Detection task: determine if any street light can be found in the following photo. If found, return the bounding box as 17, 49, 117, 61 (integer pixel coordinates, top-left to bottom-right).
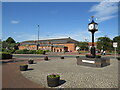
88, 16, 98, 56
37, 25, 39, 50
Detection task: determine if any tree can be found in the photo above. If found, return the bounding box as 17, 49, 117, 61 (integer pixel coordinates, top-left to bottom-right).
97, 37, 113, 52
2, 41, 8, 48
2, 37, 17, 50
113, 35, 120, 53
6, 37, 16, 44
78, 42, 89, 51
0, 39, 1, 45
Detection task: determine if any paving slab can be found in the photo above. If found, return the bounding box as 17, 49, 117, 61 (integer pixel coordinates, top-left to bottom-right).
21, 58, 118, 88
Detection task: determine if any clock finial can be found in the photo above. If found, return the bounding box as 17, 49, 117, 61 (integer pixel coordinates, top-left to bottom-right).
91, 16, 94, 20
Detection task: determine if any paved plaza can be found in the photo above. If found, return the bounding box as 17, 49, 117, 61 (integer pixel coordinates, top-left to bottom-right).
21, 58, 118, 88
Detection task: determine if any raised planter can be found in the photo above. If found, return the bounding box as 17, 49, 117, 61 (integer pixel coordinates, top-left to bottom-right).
20, 64, 28, 71
86, 54, 95, 58
44, 56, 48, 61
47, 74, 60, 87
77, 57, 110, 67
95, 55, 101, 58
117, 57, 120, 61
43, 51, 46, 55
86, 54, 101, 58
1, 52, 13, 59
28, 60, 34, 64
60, 56, 64, 59
76, 56, 79, 58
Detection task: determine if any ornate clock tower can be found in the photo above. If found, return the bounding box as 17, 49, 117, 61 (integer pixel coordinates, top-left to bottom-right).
88, 16, 98, 56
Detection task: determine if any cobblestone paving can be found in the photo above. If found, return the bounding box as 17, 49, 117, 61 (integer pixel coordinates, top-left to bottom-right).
21, 58, 118, 88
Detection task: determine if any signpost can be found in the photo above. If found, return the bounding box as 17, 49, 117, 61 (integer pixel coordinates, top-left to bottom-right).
113, 42, 117, 59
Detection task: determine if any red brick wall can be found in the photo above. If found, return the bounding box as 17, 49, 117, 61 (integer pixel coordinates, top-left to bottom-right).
19, 43, 76, 52
53, 43, 76, 52
19, 45, 37, 50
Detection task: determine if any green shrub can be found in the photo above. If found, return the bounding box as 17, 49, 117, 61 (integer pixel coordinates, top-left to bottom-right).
22, 49, 29, 54
47, 74, 60, 78
46, 50, 50, 52
14, 49, 30, 54
14, 49, 47, 54
2, 48, 9, 52
14, 50, 23, 54
29, 50, 36, 54
36, 50, 44, 54
95, 55, 101, 58
0, 52, 13, 59
1, 48, 15, 54
8, 50, 15, 54
20, 64, 28, 66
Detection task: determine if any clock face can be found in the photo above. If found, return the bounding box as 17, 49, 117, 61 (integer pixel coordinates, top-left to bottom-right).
95, 24, 98, 29
88, 24, 94, 30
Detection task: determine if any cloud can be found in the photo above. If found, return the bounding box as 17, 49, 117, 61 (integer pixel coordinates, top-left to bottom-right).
11, 20, 19, 24
89, 0, 118, 22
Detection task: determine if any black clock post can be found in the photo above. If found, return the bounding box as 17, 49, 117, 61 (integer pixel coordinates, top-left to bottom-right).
88, 16, 98, 56
76, 16, 110, 67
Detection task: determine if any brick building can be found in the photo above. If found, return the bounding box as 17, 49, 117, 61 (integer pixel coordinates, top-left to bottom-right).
19, 37, 79, 52
88, 42, 97, 49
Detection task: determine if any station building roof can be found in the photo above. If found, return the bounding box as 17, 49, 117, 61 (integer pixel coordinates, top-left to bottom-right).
20, 37, 79, 46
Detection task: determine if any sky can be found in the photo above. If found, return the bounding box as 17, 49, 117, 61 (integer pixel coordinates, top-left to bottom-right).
2, 1, 118, 42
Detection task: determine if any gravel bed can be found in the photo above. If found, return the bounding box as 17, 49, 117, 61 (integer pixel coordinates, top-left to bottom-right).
21, 58, 118, 88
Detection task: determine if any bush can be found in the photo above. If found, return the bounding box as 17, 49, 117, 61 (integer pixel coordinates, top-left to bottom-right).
47, 74, 60, 78
2, 48, 7, 52
36, 50, 44, 54
8, 50, 15, 54
86, 54, 101, 58
14, 49, 47, 54
86, 54, 95, 58
14, 49, 31, 54
96, 55, 101, 58
22, 49, 29, 54
14, 50, 23, 54
0, 52, 13, 59
1, 48, 15, 54
29, 50, 36, 54
46, 50, 50, 52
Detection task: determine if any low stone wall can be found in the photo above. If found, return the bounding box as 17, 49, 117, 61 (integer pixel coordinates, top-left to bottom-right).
76, 57, 110, 67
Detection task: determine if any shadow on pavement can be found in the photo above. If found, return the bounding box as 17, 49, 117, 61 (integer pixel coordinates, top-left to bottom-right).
27, 68, 34, 71
59, 80, 66, 86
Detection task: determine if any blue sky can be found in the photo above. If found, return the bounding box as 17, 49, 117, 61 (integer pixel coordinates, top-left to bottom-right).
2, 1, 118, 42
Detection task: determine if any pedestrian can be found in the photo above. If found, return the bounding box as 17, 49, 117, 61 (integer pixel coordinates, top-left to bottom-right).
77, 49, 81, 54
43, 50, 46, 55
101, 50, 103, 55
103, 51, 106, 55
64, 50, 65, 54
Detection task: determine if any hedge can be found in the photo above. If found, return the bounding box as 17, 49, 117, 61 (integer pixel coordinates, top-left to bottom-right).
14, 49, 47, 54
0, 52, 13, 59
2, 48, 15, 54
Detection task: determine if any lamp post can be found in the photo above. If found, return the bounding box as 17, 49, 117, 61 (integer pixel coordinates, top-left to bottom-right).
37, 25, 39, 50
88, 16, 98, 56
